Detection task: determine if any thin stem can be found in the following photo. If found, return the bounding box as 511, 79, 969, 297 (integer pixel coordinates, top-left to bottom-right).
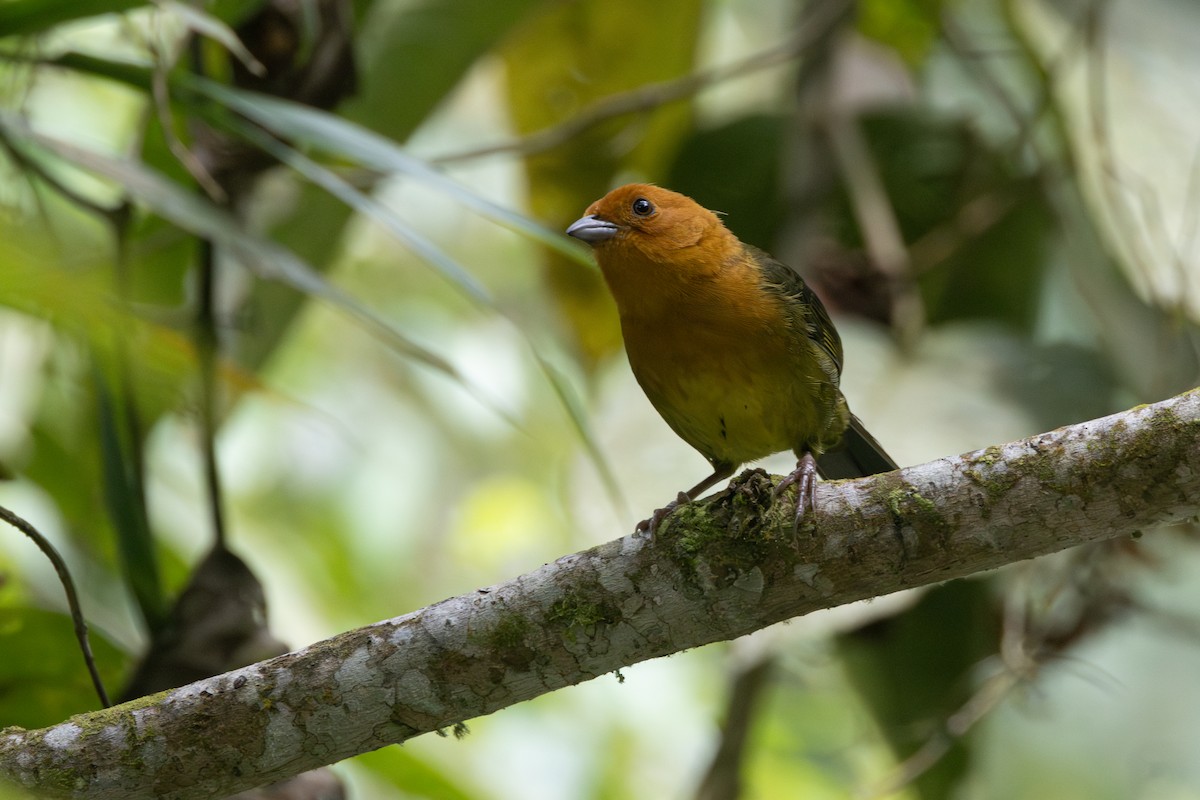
0, 505, 110, 708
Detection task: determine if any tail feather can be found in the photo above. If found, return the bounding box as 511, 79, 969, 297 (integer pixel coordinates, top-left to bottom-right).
816, 416, 897, 480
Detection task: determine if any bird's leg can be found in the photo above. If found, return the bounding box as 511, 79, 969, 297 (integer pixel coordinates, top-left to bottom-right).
636, 491, 691, 537
637, 461, 736, 537
774, 452, 818, 530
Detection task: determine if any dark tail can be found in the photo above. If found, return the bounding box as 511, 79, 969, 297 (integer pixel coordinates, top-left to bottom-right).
817, 415, 898, 479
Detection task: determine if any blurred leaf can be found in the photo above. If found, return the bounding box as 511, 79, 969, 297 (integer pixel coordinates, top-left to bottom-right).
0, 247, 235, 627
41, 51, 155, 90
838, 581, 1000, 800
0, 259, 262, 415
533, 352, 626, 518
0, 607, 126, 729
24, 409, 116, 565
211, 118, 624, 508
2, 115, 468, 382
501, 0, 704, 364
0, 0, 147, 38
858, 0, 944, 65
39, 45, 588, 373
667, 114, 788, 252
123, 213, 195, 307
917, 181, 1050, 330
226, 181, 346, 370
1035, 161, 1200, 401
344, 0, 545, 140
191, 78, 591, 267
1019, 0, 1200, 325
353, 746, 479, 800
94, 366, 165, 631
163, 1, 265, 77
223, 114, 494, 304
1004, 341, 1120, 429
828, 110, 1052, 331
206, 0, 270, 28
232, 0, 543, 369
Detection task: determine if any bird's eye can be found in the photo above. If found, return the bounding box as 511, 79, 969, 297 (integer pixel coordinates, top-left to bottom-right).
632, 198, 655, 217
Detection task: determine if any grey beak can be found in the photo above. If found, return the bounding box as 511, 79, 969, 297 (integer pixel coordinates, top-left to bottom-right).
566, 214, 619, 244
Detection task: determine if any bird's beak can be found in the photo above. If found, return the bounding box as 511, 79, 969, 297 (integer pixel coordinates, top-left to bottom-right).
566, 214, 619, 244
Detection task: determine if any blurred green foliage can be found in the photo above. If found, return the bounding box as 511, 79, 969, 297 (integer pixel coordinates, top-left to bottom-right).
1, 0, 1199, 798
0, 607, 124, 728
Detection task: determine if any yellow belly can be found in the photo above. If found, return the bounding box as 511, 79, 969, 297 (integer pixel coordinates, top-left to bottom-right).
623, 317, 839, 466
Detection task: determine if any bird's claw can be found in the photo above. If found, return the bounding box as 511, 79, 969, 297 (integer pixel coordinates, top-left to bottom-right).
774, 454, 818, 532
635, 491, 691, 538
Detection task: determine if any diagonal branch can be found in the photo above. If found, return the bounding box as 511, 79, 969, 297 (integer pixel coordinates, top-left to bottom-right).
3, 389, 1199, 800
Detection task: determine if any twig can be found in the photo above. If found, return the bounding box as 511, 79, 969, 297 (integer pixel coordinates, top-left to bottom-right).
825, 112, 926, 347
430, 0, 852, 165
868, 534, 1147, 797
906, 191, 1018, 274
0, 132, 124, 226
0, 505, 110, 708
194, 238, 230, 550
940, 10, 1041, 165
187, 37, 231, 552
999, 0, 1082, 179
147, 35, 226, 202
864, 666, 1022, 799
865, 577, 1038, 798
694, 655, 776, 800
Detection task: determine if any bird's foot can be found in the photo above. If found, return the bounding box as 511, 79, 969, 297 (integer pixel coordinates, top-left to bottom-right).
635, 491, 691, 538
774, 453, 818, 532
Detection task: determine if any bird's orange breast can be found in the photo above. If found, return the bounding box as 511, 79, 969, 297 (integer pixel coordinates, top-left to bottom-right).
615, 259, 832, 466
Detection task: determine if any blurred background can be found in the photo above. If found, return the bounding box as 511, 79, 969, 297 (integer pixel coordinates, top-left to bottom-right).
1, 0, 1200, 797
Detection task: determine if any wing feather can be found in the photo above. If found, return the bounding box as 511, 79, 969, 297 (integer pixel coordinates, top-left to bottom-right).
747, 245, 843, 381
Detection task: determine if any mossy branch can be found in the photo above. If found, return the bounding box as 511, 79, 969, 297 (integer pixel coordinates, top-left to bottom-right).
3, 390, 1199, 800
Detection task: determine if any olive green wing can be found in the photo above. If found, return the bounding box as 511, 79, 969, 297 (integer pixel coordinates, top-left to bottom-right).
749, 246, 898, 477
748, 245, 844, 381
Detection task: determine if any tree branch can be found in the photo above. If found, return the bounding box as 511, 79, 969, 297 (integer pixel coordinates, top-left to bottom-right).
4, 390, 1199, 799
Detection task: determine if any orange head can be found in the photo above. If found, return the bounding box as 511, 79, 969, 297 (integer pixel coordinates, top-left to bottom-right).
566, 184, 741, 314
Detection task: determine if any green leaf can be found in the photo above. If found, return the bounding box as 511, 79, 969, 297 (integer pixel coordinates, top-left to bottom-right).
838, 581, 999, 799
216, 119, 622, 493
344, 0, 545, 140
94, 365, 166, 632
353, 745, 479, 800
666, 114, 788, 252
532, 352, 627, 519
858, 0, 944, 66
221, 114, 494, 304
191, 79, 592, 267
0, 607, 126, 729
0, 112, 465, 381
828, 110, 1053, 331
160, 1, 264, 76
0, 0, 148, 38
37, 51, 155, 90
48, 49, 590, 267
204, 0, 269, 29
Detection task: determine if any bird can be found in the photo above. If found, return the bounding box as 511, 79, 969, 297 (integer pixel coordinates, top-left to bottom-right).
566, 183, 896, 535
